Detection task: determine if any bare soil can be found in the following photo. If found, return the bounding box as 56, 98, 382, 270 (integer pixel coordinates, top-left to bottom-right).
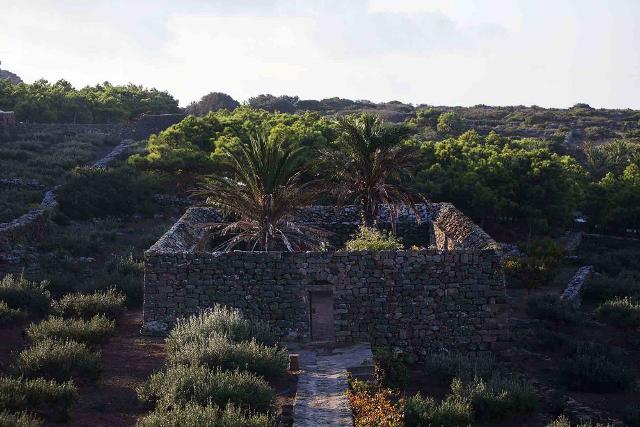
62, 310, 166, 427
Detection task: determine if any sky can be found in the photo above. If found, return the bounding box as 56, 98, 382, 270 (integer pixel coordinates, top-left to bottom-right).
1, 0, 639, 108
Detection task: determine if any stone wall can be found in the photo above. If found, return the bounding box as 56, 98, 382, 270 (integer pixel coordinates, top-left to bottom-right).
0, 139, 134, 249
142, 203, 508, 357
13, 122, 126, 138
132, 114, 186, 140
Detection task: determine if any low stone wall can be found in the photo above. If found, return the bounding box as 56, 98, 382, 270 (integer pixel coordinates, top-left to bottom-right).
560, 266, 594, 307
0, 139, 134, 248
142, 203, 508, 358
13, 122, 126, 138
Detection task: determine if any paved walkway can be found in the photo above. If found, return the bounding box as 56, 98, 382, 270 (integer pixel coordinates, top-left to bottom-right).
293, 342, 373, 427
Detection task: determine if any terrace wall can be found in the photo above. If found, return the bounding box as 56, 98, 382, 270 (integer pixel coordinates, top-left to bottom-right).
142, 204, 507, 357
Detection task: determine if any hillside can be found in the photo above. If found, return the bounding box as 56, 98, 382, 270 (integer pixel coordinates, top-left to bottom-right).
0, 68, 22, 85
190, 93, 640, 146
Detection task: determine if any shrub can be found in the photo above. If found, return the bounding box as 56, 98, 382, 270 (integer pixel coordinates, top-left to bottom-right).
424, 351, 495, 385
404, 389, 472, 427
0, 411, 43, 427
167, 333, 287, 379
583, 273, 640, 303
167, 306, 275, 351
0, 376, 77, 416
0, 302, 25, 327
559, 342, 635, 392
136, 403, 275, 427
523, 328, 578, 354
526, 295, 581, 325
51, 289, 125, 319
17, 339, 100, 381
98, 254, 144, 307
547, 415, 571, 427
0, 275, 50, 316
344, 226, 403, 251
596, 297, 640, 328
26, 315, 115, 346
348, 381, 404, 427
465, 377, 537, 422
520, 238, 565, 266
137, 365, 273, 414
623, 404, 640, 427
57, 166, 159, 220
504, 256, 556, 290
374, 349, 408, 390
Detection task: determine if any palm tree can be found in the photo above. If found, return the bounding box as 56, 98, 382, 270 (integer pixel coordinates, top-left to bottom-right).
195, 131, 326, 251
321, 113, 419, 227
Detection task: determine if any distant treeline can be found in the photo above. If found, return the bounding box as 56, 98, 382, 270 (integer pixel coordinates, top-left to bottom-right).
0, 79, 179, 123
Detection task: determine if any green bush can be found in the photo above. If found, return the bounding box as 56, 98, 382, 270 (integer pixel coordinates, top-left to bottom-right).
167, 334, 287, 379
404, 388, 472, 427
137, 365, 273, 414
0, 302, 25, 327
526, 295, 581, 325
559, 342, 635, 392
466, 377, 537, 422
0, 376, 77, 417
344, 226, 403, 251
51, 289, 125, 319
0, 275, 50, 316
523, 328, 578, 354
583, 272, 640, 303
623, 404, 640, 427
405, 377, 536, 426
167, 306, 275, 352
26, 315, 115, 346
98, 254, 144, 307
0, 411, 43, 427
504, 256, 556, 290
424, 351, 495, 385
373, 349, 408, 390
596, 297, 640, 328
57, 166, 159, 220
17, 339, 100, 381
520, 238, 565, 266
136, 403, 275, 427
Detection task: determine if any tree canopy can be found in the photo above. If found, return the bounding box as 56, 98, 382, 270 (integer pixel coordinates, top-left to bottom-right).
0, 79, 179, 123
414, 130, 585, 233
128, 107, 335, 187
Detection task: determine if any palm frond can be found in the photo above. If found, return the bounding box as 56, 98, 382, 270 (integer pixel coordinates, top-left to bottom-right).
195, 131, 327, 251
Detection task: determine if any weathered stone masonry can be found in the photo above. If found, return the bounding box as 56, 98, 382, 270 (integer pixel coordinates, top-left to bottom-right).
142, 203, 508, 358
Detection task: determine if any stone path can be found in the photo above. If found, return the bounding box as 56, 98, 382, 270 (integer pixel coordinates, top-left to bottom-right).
293, 342, 373, 427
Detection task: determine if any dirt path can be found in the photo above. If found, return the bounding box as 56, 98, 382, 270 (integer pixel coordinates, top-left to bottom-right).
65, 310, 165, 427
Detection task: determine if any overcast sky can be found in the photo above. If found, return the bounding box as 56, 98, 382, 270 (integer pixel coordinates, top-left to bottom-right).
1, 0, 639, 108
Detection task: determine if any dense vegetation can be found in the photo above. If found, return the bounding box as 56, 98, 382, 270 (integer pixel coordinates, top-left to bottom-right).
130, 106, 638, 236
137, 307, 282, 425
1, 79, 639, 424
0, 79, 178, 123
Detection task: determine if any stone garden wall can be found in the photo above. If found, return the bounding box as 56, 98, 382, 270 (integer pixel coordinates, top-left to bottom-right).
142, 203, 508, 358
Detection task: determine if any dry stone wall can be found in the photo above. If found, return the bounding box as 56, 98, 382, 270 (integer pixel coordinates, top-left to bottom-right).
143, 203, 508, 358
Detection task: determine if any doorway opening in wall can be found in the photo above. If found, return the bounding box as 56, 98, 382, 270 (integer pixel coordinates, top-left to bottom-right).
309, 290, 335, 342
